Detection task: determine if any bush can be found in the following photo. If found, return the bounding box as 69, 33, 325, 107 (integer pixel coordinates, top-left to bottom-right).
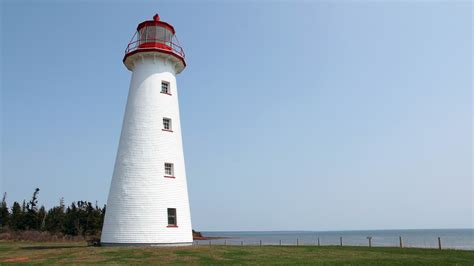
0, 229, 85, 242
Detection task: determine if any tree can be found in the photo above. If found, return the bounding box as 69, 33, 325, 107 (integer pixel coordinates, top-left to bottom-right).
84, 202, 103, 236
10, 202, 25, 230
28, 188, 40, 212
38, 206, 47, 231
102, 205, 106, 220
62, 202, 79, 236
59, 197, 64, 209
45, 199, 65, 233
4, 190, 105, 237
60, 201, 105, 237
24, 188, 40, 230
0, 192, 9, 228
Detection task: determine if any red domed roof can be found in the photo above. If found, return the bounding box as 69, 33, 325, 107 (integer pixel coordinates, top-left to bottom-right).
136, 13, 176, 34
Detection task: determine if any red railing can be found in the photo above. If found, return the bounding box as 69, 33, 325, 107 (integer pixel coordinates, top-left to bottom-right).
125, 38, 185, 59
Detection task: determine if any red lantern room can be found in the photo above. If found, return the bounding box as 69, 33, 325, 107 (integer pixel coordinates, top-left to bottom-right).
123, 14, 186, 73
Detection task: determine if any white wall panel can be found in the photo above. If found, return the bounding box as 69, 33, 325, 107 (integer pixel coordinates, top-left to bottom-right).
101, 56, 192, 245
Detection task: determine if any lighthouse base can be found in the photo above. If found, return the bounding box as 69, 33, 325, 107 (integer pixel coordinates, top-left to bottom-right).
100, 242, 193, 247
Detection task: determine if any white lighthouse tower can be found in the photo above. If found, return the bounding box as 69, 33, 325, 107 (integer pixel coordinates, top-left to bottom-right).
101, 14, 192, 246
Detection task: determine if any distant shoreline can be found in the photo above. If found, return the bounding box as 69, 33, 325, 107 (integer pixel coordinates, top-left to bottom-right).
193, 236, 230, 240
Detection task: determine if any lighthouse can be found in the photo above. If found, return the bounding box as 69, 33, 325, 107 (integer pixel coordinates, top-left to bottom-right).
101, 14, 192, 246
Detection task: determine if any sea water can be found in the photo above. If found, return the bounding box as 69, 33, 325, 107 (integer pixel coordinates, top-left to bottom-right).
196, 229, 474, 250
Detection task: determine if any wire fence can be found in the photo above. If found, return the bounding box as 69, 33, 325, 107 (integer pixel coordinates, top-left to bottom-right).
193, 236, 472, 250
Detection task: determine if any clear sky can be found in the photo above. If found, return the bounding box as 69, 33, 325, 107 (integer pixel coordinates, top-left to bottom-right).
1, 1, 472, 231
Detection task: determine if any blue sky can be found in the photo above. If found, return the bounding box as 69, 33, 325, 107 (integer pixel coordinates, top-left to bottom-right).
1, 1, 472, 231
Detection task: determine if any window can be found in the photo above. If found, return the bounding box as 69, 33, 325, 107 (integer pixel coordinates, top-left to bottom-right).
164, 163, 174, 176
146, 26, 158, 42
167, 208, 177, 226
161, 81, 170, 94
163, 118, 172, 131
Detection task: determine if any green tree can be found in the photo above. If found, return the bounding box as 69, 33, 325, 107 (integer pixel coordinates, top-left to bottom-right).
24, 188, 40, 230
4, 191, 105, 236
38, 206, 47, 231
45, 199, 65, 233
84, 202, 103, 236
10, 202, 25, 230
60, 201, 105, 237
62, 202, 79, 236
0, 192, 9, 228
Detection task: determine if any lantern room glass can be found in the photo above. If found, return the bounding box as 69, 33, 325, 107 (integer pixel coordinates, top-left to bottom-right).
138, 25, 173, 47
124, 20, 185, 61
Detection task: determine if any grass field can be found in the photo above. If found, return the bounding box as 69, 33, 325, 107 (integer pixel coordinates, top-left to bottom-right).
1, 241, 473, 265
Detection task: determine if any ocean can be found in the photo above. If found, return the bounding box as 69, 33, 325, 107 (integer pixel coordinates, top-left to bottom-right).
196, 229, 474, 250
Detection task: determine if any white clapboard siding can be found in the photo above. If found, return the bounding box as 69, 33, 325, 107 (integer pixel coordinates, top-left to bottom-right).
101, 54, 192, 246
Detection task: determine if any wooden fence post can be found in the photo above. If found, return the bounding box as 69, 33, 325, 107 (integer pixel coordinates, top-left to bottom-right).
241, 241, 243, 246
399, 236, 403, 248
260, 240, 262, 246
367, 236, 372, 247
340, 237, 343, 247
438, 237, 442, 250
317, 237, 320, 246
279, 240, 282, 246
297, 238, 299, 246
224, 240, 226, 246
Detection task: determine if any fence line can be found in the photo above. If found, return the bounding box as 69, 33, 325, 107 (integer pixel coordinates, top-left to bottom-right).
194, 236, 451, 250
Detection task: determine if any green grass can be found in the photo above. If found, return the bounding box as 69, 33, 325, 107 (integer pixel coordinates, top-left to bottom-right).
0, 241, 473, 265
